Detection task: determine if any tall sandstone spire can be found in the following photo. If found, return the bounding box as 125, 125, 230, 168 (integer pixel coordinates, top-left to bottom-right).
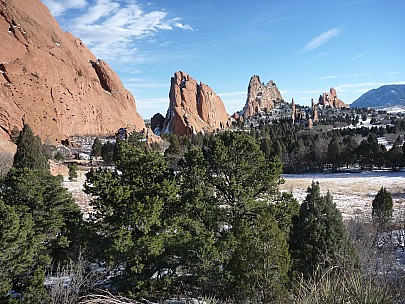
242, 75, 284, 118
154, 71, 230, 136
0, 0, 145, 146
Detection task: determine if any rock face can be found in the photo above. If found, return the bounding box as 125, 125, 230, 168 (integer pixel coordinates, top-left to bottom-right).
242, 75, 284, 118
318, 88, 349, 109
158, 71, 230, 136
0, 0, 145, 144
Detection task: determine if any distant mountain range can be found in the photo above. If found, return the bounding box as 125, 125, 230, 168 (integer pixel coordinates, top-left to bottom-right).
351, 84, 405, 108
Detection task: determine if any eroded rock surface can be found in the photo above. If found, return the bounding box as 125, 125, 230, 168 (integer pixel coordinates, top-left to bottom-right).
0, 0, 145, 144
242, 75, 284, 118
160, 71, 230, 135
318, 88, 349, 109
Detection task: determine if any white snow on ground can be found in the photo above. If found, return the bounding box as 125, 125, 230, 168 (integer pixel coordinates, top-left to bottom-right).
384, 106, 405, 114
281, 171, 405, 220
62, 169, 405, 221
378, 137, 393, 150
62, 171, 93, 217
335, 116, 374, 130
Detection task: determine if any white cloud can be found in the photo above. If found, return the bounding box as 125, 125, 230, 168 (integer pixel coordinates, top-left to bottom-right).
335, 81, 405, 94
174, 22, 194, 31
317, 75, 339, 81
317, 73, 372, 81
44, 0, 193, 60
349, 51, 367, 61
304, 27, 343, 51
42, 0, 88, 16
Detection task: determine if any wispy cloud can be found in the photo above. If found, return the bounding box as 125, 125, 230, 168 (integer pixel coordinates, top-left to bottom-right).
316, 73, 372, 81
174, 22, 194, 31
42, 0, 88, 16
349, 51, 367, 61
335, 81, 405, 93
44, 0, 193, 60
317, 75, 340, 81
304, 27, 344, 51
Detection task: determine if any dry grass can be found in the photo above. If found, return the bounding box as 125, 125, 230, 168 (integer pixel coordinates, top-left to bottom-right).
281, 172, 405, 220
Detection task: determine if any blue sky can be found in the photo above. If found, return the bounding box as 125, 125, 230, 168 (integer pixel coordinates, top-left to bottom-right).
41, 0, 405, 119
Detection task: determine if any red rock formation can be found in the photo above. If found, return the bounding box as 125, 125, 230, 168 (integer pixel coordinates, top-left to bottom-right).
0, 0, 145, 144
161, 71, 230, 135
291, 98, 296, 124
318, 88, 349, 109
311, 98, 319, 123
242, 75, 284, 118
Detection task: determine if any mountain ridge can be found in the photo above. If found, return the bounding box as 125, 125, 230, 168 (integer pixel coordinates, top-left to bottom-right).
351, 84, 405, 108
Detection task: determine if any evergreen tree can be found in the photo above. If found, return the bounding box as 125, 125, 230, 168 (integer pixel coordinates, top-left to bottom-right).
327, 132, 342, 172
85, 139, 178, 293
68, 163, 78, 181
164, 134, 182, 169
0, 199, 39, 302
100, 141, 115, 163
387, 143, 403, 171
203, 131, 290, 297
231, 211, 290, 303
91, 137, 102, 158
372, 187, 393, 228
13, 124, 49, 170
173, 146, 223, 293
290, 182, 347, 278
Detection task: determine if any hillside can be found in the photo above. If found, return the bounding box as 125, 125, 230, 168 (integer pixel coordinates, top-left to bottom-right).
0, 0, 145, 148
351, 84, 405, 108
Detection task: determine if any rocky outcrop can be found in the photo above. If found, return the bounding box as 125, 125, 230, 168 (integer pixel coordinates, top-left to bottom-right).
151, 113, 165, 134
160, 71, 230, 136
242, 75, 284, 118
0, 0, 145, 144
318, 88, 349, 109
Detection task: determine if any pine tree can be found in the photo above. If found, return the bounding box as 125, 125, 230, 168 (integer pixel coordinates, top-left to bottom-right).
68, 163, 78, 181
290, 182, 347, 278
13, 124, 49, 170
327, 132, 342, 172
0, 199, 38, 301
372, 187, 393, 228
231, 211, 291, 302
84, 139, 178, 293
91, 137, 102, 158
203, 131, 290, 298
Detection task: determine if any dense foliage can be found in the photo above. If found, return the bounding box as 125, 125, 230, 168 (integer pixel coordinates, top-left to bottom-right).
372, 187, 393, 228
2, 117, 404, 303
290, 182, 349, 278
0, 126, 83, 302
13, 124, 49, 170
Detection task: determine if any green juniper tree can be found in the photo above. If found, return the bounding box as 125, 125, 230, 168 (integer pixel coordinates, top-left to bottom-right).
85, 139, 178, 294
68, 163, 78, 181
0, 124, 83, 301
0, 199, 39, 303
372, 187, 393, 228
91, 137, 102, 158
13, 124, 49, 170
290, 182, 348, 279
203, 131, 292, 300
